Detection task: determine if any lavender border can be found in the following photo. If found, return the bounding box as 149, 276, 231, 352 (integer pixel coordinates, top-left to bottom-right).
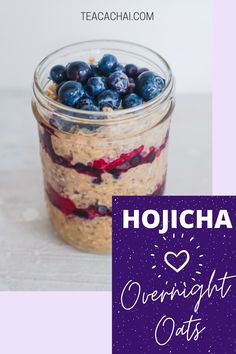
0, 1, 233, 354
0, 292, 112, 354
213, 0, 236, 194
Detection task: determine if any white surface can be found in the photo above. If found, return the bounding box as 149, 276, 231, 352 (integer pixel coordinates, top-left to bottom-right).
0, 0, 211, 93
0, 91, 211, 290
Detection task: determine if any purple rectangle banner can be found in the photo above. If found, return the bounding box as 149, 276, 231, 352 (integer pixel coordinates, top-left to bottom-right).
112, 196, 236, 354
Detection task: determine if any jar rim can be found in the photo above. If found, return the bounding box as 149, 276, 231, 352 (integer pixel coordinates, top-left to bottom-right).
33, 39, 175, 124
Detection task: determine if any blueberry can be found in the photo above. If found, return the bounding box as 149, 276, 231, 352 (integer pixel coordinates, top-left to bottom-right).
56, 81, 66, 95
109, 169, 120, 179
127, 77, 136, 94
97, 205, 108, 215
92, 178, 102, 184
130, 153, 142, 167
49, 65, 67, 84
98, 54, 118, 75
147, 150, 156, 163
58, 81, 85, 106
122, 93, 143, 108
97, 90, 121, 109
75, 96, 94, 109
80, 104, 100, 112
74, 162, 87, 172
136, 67, 149, 77
113, 63, 125, 73
125, 64, 138, 78
90, 64, 101, 76
136, 71, 165, 101
49, 116, 77, 133
66, 61, 92, 83
79, 104, 102, 131
86, 76, 107, 97
107, 72, 129, 93
82, 89, 93, 98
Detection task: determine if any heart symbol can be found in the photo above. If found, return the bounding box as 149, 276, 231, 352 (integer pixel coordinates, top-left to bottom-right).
164, 250, 190, 273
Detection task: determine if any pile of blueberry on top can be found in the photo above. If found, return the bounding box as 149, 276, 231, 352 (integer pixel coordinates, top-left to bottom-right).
49, 54, 165, 112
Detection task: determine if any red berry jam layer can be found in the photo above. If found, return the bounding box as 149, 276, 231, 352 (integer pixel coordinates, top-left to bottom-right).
46, 183, 112, 219
39, 123, 169, 183
46, 180, 165, 220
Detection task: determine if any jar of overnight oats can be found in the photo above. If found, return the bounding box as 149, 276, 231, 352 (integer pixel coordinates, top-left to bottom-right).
32, 40, 175, 254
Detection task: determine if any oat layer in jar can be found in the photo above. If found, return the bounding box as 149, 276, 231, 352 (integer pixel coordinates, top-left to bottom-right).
32, 40, 175, 254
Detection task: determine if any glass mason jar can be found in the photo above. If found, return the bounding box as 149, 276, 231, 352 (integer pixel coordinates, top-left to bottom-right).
32, 40, 175, 254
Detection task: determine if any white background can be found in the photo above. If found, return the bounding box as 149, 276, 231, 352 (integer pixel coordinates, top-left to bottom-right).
0, 0, 211, 93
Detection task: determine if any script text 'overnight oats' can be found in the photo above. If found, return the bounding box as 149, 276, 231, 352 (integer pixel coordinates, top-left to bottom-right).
32, 40, 175, 253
